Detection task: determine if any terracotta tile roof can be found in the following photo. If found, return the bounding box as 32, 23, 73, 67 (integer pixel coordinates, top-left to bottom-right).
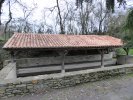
3, 33, 123, 49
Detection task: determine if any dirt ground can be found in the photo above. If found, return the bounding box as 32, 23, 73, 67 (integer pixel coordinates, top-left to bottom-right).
2, 74, 133, 100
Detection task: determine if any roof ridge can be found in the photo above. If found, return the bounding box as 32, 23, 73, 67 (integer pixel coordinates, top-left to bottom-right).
13, 33, 111, 37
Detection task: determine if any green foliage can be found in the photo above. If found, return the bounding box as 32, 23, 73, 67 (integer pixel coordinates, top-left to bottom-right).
116, 48, 133, 55
129, 49, 133, 55
122, 33, 133, 55
116, 48, 126, 55
121, 9, 133, 55
125, 9, 133, 31
123, 34, 133, 48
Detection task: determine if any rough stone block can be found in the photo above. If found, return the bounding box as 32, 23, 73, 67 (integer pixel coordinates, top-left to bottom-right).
16, 84, 26, 88
0, 88, 5, 94
23, 89, 29, 93
27, 85, 33, 89
8, 85, 15, 88
27, 84, 33, 86
1, 96, 8, 99
12, 90, 22, 94
7, 94, 15, 97
29, 89, 35, 93
6, 89, 13, 92
5, 92, 12, 95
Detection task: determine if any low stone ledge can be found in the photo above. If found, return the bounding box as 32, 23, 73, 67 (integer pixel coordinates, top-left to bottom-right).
0, 64, 133, 98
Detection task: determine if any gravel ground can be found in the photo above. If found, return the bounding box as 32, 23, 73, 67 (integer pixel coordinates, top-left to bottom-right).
2, 74, 133, 100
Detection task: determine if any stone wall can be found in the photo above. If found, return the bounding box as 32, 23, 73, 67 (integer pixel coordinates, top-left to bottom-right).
117, 55, 133, 65
0, 64, 133, 98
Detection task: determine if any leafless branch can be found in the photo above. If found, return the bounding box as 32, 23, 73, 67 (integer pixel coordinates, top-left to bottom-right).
4, 0, 12, 40
0, 0, 5, 25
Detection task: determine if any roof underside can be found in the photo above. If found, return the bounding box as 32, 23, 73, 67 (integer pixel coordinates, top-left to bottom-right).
3, 33, 123, 50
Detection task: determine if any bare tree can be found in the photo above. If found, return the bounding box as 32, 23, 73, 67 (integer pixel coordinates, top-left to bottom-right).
77, 2, 94, 34
93, 1, 109, 34
4, 0, 12, 40
0, 0, 5, 25
56, 0, 65, 34
0, 0, 26, 26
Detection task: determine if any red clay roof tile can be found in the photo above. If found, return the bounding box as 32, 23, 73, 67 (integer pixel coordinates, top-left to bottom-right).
3, 33, 123, 49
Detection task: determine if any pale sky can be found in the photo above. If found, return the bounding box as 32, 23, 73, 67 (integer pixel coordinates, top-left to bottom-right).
2, 0, 69, 22
1, 0, 44, 23
1, 0, 133, 23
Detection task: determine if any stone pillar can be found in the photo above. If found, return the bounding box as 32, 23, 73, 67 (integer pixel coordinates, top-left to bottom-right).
61, 53, 65, 73
61, 50, 68, 73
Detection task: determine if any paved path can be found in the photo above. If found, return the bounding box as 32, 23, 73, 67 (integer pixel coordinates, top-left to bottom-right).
2, 74, 133, 100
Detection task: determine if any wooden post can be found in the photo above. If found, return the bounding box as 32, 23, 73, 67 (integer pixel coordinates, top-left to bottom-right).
101, 50, 104, 68
61, 50, 68, 73
61, 52, 65, 73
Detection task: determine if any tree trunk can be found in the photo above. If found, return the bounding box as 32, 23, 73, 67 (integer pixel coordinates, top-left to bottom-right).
0, 0, 5, 25
123, 48, 129, 55
4, 1, 12, 41
98, 21, 102, 34
56, 0, 65, 34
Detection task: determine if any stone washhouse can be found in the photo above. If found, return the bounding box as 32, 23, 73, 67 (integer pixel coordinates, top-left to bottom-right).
3, 33, 123, 77
3, 33, 133, 98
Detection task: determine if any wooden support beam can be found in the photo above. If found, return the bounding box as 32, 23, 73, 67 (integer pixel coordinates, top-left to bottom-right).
98, 49, 106, 68
101, 49, 104, 68
61, 52, 65, 73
